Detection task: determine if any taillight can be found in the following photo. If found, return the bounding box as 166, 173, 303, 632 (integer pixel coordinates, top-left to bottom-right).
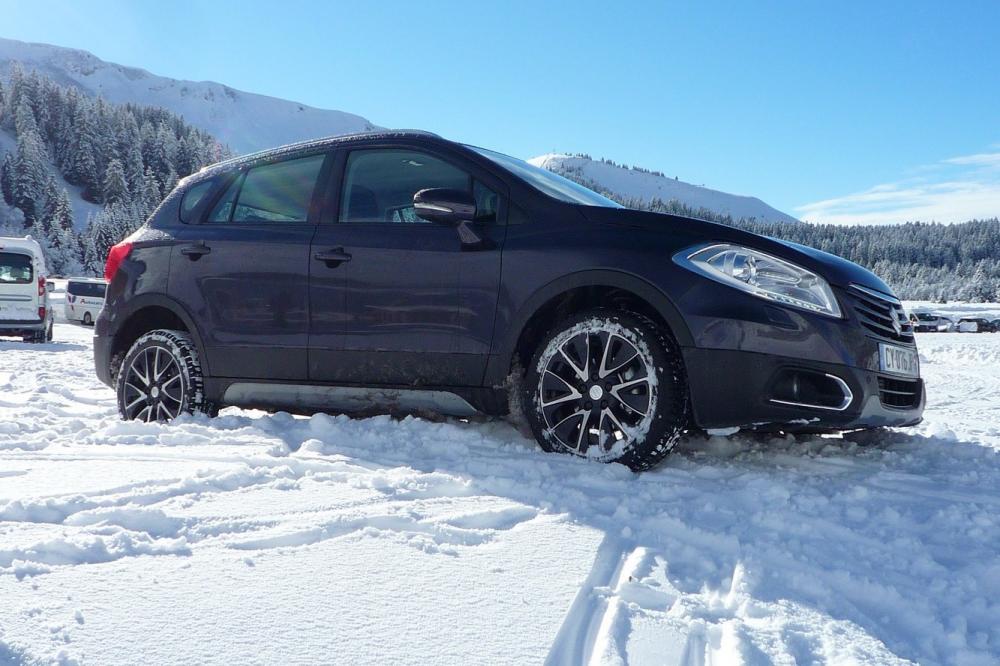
38, 276, 45, 297
105, 241, 134, 282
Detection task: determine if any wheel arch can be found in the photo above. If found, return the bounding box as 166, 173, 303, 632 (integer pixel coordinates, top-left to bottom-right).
106, 294, 208, 378
487, 269, 693, 385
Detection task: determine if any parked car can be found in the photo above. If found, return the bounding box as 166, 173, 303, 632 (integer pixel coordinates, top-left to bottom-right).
909, 312, 954, 332
957, 317, 996, 333
93, 131, 924, 470
0, 236, 54, 342
65, 277, 108, 326
991, 319, 1000, 332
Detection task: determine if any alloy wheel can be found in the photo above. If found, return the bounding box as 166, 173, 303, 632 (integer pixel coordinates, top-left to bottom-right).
536, 325, 656, 456
121, 345, 184, 422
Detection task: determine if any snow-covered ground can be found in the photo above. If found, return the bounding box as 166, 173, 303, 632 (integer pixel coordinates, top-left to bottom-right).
1, 300, 999, 664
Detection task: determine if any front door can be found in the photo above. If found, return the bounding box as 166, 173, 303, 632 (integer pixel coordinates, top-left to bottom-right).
309, 146, 505, 386
168, 153, 327, 380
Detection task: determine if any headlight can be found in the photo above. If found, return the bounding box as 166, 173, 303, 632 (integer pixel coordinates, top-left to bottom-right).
674, 243, 842, 318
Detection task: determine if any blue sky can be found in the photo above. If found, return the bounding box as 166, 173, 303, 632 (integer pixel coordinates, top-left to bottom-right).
1, 0, 998, 224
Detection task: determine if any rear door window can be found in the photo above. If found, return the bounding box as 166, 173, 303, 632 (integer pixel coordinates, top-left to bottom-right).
233, 155, 325, 223
0, 252, 33, 284
205, 154, 325, 224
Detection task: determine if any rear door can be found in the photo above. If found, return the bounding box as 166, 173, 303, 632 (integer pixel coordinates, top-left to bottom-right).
167, 152, 328, 380
0, 251, 39, 323
308, 145, 506, 386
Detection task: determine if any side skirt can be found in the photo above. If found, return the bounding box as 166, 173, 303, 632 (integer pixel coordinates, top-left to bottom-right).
213, 380, 496, 418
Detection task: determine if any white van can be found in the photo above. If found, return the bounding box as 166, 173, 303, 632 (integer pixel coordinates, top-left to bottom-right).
0, 236, 54, 342
65, 277, 108, 326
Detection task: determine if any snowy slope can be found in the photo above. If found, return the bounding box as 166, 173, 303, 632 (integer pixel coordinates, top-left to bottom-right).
0, 37, 379, 154
0, 294, 999, 663
0, 127, 104, 231
531, 153, 800, 223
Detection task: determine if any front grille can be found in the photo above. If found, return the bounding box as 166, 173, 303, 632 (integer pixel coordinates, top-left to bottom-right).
848, 284, 914, 344
878, 376, 922, 409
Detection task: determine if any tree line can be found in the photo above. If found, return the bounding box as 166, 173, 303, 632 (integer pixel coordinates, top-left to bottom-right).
562, 170, 1000, 302
0, 65, 227, 274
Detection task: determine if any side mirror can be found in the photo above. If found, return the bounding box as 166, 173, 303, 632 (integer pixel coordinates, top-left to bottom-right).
413, 188, 476, 225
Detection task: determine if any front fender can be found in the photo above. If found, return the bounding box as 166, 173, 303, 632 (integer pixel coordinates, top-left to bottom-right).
483, 269, 692, 386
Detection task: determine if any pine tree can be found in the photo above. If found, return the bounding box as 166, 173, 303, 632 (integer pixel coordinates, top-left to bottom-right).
12, 130, 50, 227
0, 153, 13, 206
140, 166, 161, 215
102, 158, 129, 204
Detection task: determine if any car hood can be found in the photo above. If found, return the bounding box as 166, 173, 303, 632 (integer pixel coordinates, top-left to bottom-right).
581, 206, 896, 296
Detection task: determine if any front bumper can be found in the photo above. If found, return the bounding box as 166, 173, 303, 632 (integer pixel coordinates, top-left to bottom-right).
673, 281, 924, 432
683, 347, 924, 431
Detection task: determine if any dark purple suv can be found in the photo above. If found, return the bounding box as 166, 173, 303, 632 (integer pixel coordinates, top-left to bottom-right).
94, 131, 924, 470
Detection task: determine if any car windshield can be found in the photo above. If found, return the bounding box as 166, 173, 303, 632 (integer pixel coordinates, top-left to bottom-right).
466, 146, 622, 208
915, 313, 935, 321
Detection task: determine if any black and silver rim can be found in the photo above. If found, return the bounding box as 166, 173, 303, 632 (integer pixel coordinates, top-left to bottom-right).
536, 323, 656, 457
121, 345, 184, 422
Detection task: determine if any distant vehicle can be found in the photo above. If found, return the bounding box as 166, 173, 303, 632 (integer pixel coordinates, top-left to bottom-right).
991, 319, 1000, 332
64, 277, 108, 326
0, 236, 54, 342
909, 312, 954, 332
957, 317, 996, 333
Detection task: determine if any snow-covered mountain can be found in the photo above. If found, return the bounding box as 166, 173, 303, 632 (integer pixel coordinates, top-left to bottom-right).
530, 154, 799, 224
0, 37, 379, 154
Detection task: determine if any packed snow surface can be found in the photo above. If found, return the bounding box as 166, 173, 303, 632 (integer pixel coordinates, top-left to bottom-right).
529, 154, 800, 224
1, 298, 999, 664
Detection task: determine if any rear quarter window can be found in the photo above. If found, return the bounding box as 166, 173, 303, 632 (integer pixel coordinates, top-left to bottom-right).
0, 252, 33, 284
180, 179, 217, 223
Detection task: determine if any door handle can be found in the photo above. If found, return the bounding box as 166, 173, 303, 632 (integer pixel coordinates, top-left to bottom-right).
180, 243, 211, 260
314, 247, 352, 267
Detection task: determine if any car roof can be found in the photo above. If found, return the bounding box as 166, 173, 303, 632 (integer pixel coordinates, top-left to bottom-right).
0, 236, 45, 256
67, 277, 108, 283
195, 130, 450, 180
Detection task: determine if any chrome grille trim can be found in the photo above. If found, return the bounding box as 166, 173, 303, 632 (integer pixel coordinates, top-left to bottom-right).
848, 284, 914, 343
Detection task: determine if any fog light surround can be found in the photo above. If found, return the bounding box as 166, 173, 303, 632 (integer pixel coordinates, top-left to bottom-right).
768, 369, 853, 411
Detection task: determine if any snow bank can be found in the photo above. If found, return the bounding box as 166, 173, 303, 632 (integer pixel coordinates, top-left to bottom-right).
1, 322, 999, 664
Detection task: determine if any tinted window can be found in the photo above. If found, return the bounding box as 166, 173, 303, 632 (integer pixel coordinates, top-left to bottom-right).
0, 252, 32, 284
340, 149, 496, 224
207, 174, 243, 223
67, 281, 107, 298
231, 155, 324, 223
180, 179, 216, 223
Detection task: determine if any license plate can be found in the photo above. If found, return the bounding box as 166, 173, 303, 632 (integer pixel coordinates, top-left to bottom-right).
880, 343, 920, 378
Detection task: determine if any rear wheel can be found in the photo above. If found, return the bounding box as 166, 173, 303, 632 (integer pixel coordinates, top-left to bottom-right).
116, 329, 211, 422
522, 309, 689, 471
83, 312, 93, 326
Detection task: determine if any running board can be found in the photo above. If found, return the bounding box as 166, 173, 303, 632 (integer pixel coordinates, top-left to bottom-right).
221, 382, 480, 417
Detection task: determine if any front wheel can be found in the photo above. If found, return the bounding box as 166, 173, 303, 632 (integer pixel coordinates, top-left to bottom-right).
83, 312, 93, 326
116, 329, 211, 422
522, 309, 690, 471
